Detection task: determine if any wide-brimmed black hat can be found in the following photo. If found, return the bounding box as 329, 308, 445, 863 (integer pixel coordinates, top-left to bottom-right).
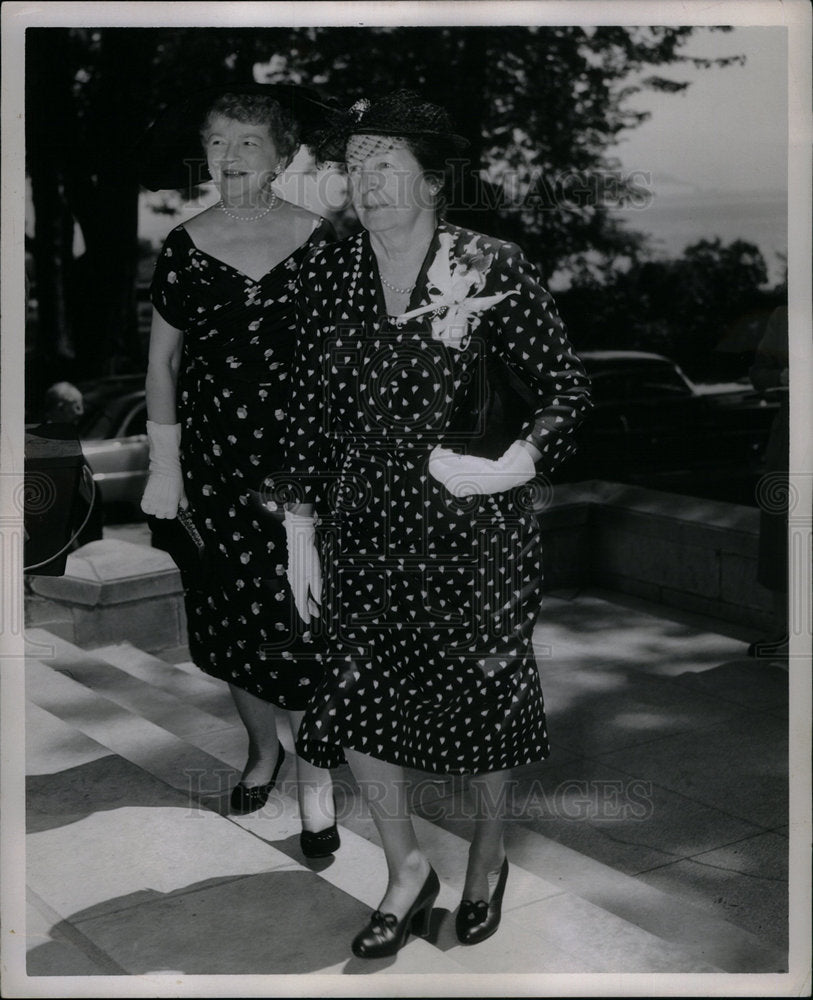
316, 89, 470, 163
135, 81, 339, 191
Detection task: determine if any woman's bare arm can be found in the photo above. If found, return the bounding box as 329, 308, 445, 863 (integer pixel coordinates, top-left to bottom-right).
145, 309, 184, 424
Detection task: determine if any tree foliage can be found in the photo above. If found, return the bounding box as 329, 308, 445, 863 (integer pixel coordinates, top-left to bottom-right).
26, 24, 745, 399
556, 238, 785, 380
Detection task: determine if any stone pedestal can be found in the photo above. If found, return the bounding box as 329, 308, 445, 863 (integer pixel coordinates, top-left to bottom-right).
26, 540, 186, 652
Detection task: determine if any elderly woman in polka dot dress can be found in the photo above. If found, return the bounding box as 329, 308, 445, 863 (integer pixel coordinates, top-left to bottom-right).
284, 91, 592, 955
141, 85, 340, 858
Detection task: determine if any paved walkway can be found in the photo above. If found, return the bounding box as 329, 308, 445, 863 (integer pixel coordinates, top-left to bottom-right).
14, 580, 802, 994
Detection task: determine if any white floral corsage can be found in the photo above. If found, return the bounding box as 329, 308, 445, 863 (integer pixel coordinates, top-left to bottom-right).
393, 232, 516, 350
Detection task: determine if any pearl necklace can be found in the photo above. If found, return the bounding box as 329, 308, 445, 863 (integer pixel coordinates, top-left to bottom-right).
380, 274, 415, 295
219, 192, 277, 222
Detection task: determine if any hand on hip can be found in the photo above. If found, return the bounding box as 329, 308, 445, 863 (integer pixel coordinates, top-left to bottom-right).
428, 441, 536, 497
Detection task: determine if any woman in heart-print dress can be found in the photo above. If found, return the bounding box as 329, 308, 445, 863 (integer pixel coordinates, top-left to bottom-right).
283, 91, 592, 956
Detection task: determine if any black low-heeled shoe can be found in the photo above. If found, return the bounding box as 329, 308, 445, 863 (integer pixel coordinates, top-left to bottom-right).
300, 793, 340, 858
230, 742, 285, 815
456, 857, 509, 945
747, 634, 788, 658
351, 867, 440, 959
300, 822, 340, 858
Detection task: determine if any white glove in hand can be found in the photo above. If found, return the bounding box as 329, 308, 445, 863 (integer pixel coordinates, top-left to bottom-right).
429, 441, 536, 497
284, 510, 322, 624
140, 421, 188, 518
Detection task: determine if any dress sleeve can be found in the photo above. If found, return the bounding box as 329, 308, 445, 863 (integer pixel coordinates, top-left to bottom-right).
282, 247, 333, 505
150, 228, 189, 330
485, 241, 593, 475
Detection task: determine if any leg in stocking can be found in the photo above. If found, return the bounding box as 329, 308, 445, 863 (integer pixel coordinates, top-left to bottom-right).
229, 684, 281, 786
286, 709, 336, 835
345, 749, 432, 919
456, 768, 511, 944
464, 768, 511, 901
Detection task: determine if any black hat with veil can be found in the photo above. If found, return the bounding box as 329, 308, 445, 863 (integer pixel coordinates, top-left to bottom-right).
314, 89, 470, 163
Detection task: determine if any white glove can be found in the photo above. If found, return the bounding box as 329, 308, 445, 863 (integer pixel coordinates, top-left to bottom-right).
284, 510, 322, 624
141, 421, 188, 518
428, 441, 536, 497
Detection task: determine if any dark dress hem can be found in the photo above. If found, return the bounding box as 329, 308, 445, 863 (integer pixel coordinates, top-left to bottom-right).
295, 737, 548, 775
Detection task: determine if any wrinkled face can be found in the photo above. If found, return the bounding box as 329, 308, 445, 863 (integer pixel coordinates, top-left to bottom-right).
203, 114, 280, 199
346, 134, 437, 233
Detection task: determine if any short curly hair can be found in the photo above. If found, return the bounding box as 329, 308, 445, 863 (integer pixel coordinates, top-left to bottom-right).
200, 93, 300, 165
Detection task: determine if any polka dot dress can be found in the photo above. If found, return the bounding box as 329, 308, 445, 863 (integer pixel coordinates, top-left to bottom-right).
286, 222, 592, 772
150, 220, 333, 709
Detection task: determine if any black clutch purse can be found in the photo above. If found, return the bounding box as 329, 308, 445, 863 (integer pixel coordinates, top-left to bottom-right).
446, 353, 537, 461
147, 506, 211, 589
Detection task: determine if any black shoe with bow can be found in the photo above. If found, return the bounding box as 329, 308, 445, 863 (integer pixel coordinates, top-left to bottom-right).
230, 742, 285, 815
456, 857, 508, 945
351, 867, 440, 958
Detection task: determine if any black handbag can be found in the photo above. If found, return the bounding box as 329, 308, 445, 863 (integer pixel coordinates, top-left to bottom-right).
446, 352, 537, 461
147, 506, 212, 589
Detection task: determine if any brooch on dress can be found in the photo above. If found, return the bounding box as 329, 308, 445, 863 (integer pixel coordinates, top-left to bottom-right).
393, 233, 516, 350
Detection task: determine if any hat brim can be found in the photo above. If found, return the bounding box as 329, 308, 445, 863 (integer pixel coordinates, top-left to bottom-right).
317, 125, 471, 163
134, 82, 339, 191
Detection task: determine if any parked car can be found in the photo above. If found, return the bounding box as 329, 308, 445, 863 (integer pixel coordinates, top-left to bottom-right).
74, 352, 779, 513
552, 350, 780, 500
77, 375, 149, 509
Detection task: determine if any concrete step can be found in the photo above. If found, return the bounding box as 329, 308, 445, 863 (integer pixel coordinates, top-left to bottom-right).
24, 629, 782, 975
26, 701, 467, 977
41, 637, 286, 776
92, 641, 235, 720
26, 635, 236, 747
24, 658, 469, 976
26, 657, 238, 799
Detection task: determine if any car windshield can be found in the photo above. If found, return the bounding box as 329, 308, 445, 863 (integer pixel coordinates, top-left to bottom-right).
77, 398, 115, 438
627, 365, 693, 398
589, 364, 693, 403
76, 377, 146, 438
78, 392, 146, 439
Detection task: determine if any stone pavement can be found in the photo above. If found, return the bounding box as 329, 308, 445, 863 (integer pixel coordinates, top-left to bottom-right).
12, 581, 805, 995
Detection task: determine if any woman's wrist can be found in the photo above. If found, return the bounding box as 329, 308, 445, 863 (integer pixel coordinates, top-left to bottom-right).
286, 502, 314, 518
513, 439, 541, 463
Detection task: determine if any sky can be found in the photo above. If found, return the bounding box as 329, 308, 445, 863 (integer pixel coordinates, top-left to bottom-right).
607, 25, 788, 196
598, 25, 790, 284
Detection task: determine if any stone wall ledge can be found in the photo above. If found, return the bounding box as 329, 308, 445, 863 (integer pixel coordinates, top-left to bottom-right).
24, 482, 774, 651
538, 480, 770, 629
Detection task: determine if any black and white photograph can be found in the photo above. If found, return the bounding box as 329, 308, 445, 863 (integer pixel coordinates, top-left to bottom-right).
1, 1, 811, 996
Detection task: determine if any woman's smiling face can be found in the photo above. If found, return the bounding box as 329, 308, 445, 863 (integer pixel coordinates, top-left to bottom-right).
346, 135, 437, 234
203, 114, 280, 200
